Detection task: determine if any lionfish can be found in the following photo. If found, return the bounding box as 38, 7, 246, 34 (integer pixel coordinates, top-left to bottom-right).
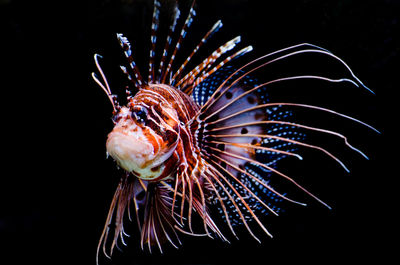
92, 0, 377, 263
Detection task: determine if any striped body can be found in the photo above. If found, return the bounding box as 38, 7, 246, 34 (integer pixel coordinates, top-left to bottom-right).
107, 84, 198, 182
92, 0, 377, 263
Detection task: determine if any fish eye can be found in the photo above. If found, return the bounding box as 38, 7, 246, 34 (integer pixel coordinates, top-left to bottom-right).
131, 108, 148, 124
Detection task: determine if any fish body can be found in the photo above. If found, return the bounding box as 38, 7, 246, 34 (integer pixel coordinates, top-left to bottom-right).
92, 0, 377, 262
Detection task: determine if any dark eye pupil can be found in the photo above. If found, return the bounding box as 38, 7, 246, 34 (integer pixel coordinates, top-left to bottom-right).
132, 109, 147, 124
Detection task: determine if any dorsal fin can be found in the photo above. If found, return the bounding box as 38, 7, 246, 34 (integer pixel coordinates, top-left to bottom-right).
161, 0, 196, 84
148, 0, 161, 83
116, 33, 145, 88
157, 4, 181, 83
171, 20, 223, 85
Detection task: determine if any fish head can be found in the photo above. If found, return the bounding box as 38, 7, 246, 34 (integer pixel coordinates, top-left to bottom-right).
106, 94, 180, 181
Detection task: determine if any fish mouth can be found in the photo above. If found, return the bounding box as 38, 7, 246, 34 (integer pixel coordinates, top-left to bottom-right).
106, 131, 153, 170
106, 130, 172, 180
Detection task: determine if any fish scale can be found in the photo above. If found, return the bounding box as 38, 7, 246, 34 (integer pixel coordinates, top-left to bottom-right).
92, 0, 377, 262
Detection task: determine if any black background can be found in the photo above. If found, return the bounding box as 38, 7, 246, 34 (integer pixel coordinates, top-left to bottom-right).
1, 0, 397, 264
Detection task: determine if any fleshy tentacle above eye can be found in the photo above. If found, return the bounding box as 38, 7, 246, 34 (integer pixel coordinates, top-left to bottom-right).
93, 0, 379, 262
